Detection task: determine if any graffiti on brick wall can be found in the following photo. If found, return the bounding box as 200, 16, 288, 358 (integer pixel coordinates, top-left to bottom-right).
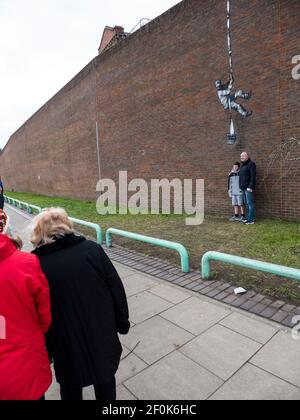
292, 56, 300, 81
260, 137, 300, 193
215, 0, 253, 145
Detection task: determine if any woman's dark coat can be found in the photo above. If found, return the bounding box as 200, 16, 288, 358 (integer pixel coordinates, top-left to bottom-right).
32, 234, 130, 387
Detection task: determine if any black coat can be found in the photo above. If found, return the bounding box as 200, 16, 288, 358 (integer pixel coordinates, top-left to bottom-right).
239, 159, 257, 190
0, 194, 4, 210
32, 234, 130, 387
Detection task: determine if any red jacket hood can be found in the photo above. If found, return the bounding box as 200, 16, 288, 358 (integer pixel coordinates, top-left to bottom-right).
0, 234, 17, 262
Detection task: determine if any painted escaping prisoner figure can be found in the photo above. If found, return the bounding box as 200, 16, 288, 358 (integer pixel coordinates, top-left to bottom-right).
215, 75, 252, 117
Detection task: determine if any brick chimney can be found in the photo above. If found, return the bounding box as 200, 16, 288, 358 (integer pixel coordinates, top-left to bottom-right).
98, 26, 127, 54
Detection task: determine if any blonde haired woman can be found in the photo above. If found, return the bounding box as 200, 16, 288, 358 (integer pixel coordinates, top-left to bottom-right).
30, 208, 130, 401
0, 209, 52, 400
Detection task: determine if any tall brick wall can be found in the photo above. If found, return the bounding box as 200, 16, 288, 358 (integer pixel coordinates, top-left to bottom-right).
1, 0, 299, 219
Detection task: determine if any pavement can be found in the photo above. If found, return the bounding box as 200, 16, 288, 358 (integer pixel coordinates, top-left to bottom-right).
5, 204, 300, 400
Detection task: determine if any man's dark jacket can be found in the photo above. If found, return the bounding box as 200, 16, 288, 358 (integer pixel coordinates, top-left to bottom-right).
32, 234, 130, 387
239, 159, 257, 190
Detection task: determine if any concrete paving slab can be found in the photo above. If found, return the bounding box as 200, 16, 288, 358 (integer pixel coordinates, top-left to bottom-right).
46, 382, 138, 401
161, 297, 230, 335
113, 263, 141, 279
251, 330, 300, 388
125, 351, 223, 400
220, 312, 279, 344
180, 324, 262, 381
149, 284, 191, 304
121, 273, 159, 297
121, 345, 131, 359
209, 363, 300, 400
45, 379, 60, 400
127, 291, 174, 324
46, 382, 114, 401
47, 382, 103, 401
5, 205, 33, 251
45, 345, 133, 400
120, 316, 194, 365
83, 386, 96, 400
117, 385, 137, 400
116, 353, 148, 386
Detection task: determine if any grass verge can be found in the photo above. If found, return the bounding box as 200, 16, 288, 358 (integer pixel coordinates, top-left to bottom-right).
6, 191, 300, 304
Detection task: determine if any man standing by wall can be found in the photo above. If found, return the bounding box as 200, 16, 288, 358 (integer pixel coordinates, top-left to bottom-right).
239, 152, 256, 225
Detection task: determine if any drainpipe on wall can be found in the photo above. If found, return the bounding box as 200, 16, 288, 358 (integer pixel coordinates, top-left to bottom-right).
96, 121, 101, 182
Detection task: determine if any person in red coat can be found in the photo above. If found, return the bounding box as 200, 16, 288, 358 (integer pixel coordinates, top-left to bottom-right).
0, 210, 52, 400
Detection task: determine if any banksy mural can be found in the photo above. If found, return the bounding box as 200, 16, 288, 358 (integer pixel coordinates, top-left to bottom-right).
216, 0, 253, 144
261, 137, 300, 184
215, 76, 252, 117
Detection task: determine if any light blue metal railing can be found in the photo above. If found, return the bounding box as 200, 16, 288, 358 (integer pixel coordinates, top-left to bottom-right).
4, 195, 103, 244
4, 195, 42, 214
202, 251, 300, 282
69, 216, 103, 244
106, 227, 190, 273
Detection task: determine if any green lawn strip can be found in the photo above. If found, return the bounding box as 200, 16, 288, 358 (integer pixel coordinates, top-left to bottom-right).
6, 191, 300, 304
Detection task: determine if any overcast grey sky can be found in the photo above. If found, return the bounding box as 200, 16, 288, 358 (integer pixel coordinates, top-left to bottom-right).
0, 0, 179, 149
